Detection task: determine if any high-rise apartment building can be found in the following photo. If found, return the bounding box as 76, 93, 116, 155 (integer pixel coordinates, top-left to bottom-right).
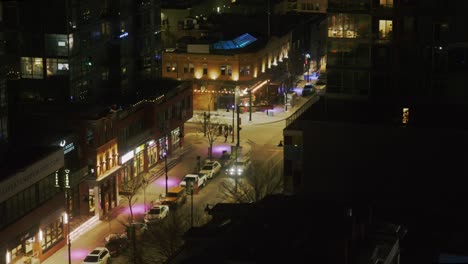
0, 0, 162, 106
326, 0, 468, 104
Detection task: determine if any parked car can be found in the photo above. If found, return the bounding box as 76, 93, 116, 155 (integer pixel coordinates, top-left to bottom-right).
82, 247, 111, 264
199, 160, 222, 179
144, 205, 169, 224
179, 173, 208, 189
105, 233, 128, 257
302, 84, 316, 96
161, 186, 187, 208
316, 78, 327, 85
227, 157, 251, 176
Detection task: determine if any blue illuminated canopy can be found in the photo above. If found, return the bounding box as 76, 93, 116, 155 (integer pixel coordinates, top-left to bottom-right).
213, 33, 257, 50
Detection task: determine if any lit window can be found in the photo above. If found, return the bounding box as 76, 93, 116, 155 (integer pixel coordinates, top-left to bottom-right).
220, 65, 226, 75
172, 63, 177, 72
189, 63, 194, 73
379, 20, 393, 39
46, 58, 69, 76
402, 108, 409, 124
227, 65, 232, 76
380, 0, 393, 8
21, 57, 43, 79
166, 63, 171, 72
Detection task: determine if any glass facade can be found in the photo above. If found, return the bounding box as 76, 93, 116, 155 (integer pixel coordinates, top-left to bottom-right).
0, 172, 59, 229
45, 34, 69, 57
328, 14, 371, 39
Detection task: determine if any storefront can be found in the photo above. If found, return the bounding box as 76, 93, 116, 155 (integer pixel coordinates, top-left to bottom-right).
158, 136, 169, 158
171, 128, 181, 151
133, 144, 145, 176
147, 140, 158, 168
1, 195, 66, 264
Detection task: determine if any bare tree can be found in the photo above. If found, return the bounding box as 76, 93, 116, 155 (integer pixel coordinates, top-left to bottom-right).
120, 175, 143, 224
218, 146, 283, 203
197, 118, 225, 160
144, 205, 211, 262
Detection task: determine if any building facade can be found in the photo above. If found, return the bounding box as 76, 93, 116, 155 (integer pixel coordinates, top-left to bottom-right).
326, 0, 468, 103
0, 147, 65, 264
162, 33, 292, 111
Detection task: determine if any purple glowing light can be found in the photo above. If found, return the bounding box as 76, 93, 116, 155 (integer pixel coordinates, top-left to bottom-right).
152, 177, 179, 188
121, 203, 147, 215
71, 248, 91, 261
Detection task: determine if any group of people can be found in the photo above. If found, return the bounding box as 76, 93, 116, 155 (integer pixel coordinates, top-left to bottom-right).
219, 124, 233, 142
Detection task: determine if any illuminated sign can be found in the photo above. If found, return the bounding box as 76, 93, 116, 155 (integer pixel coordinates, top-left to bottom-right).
64, 169, 70, 188
119, 32, 129, 38
64, 143, 75, 155
135, 144, 145, 154
120, 151, 134, 164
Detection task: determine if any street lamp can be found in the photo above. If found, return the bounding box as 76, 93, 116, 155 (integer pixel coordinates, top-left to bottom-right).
189, 182, 194, 228
142, 177, 148, 213
231, 104, 235, 143
162, 148, 168, 196
65, 191, 71, 264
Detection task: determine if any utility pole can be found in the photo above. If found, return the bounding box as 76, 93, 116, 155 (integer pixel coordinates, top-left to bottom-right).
284, 92, 288, 111
236, 104, 240, 147
248, 89, 252, 121
235, 146, 238, 193
66, 190, 71, 264
231, 105, 235, 143
191, 187, 194, 228
203, 112, 207, 137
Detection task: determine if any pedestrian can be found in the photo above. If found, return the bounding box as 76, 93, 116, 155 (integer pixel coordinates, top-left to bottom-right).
224, 131, 228, 142
218, 125, 222, 135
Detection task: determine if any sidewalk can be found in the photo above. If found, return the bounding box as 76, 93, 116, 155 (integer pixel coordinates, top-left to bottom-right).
190, 97, 309, 127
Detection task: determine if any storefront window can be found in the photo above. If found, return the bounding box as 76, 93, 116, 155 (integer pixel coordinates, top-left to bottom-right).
89, 189, 95, 213
41, 218, 63, 252
134, 148, 145, 175
171, 128, 180, 151
147, 140, 158, 167
159, 137, 168, 158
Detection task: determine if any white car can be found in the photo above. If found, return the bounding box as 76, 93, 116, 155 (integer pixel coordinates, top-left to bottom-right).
199, 161, 222, 179
82, 247, 111, 264
144, 205, 169, 223
179, 173, 208, 188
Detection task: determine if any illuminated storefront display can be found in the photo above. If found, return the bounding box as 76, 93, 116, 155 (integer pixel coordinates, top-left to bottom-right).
147, 140, 158, 167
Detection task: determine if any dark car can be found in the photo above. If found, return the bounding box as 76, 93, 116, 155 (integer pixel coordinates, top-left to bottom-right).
105, 233, 128, 257
302, 84, 316, 96
316, 78, 327, 85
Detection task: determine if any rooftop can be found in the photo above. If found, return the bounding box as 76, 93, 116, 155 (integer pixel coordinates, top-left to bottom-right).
0, 145, 62, 180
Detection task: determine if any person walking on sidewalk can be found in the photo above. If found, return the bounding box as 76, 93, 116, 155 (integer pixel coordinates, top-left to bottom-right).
224, 131, 228, 142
